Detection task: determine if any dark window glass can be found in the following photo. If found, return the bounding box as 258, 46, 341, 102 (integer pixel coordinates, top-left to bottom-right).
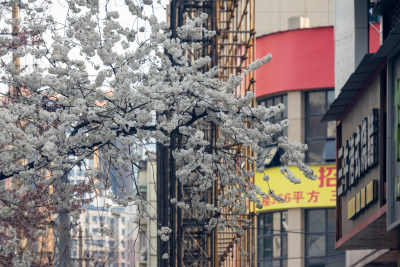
308, 92, 326, 114
327, 90, 335, 106
257, 211, 288, 266
305, 208, 345, 267
327, 209, 335, 233
307, 210, 325, 232
307, 117, 326, 139
305, 90, 336, 163
267, 98, 273, 108
306, 234, 326, 257
307, 140, 326, 163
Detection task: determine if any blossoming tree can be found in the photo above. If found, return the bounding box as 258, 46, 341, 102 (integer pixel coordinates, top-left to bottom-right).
0, 0, 316, 265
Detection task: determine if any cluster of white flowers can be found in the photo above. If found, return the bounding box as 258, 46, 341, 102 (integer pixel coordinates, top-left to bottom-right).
0, 0, 318, 263
161, 253, 169, 259
177, 13, 215, 40
158, 226, 172, 242
243, 53, 272, 75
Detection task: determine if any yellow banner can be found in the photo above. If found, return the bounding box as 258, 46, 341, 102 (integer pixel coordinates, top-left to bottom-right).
255, 164, 336, 212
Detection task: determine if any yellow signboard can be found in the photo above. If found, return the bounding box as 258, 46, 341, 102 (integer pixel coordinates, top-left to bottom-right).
255, 164, 336, 212
366, 180, 377, 205
346, 180, 377, 220
360, 187, 366, 210
348, 196, 356, 219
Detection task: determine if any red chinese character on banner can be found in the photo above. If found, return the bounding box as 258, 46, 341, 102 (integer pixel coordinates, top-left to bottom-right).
292, 191, 304, 203
284, 193, 291, 203
262, 197, 270, 206
318, 166, 336, 188
330, 190, 336, 202
307, 191, 320, 202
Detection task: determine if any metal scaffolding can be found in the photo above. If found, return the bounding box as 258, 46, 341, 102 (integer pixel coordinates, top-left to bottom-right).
158, 0, 256, 266
216, 1, 256, 266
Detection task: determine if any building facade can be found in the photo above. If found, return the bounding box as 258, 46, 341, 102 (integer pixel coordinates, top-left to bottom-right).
254, 23, 346, 267
136, 152, 158, 267
59, 154, 139, 267
255, 0, 335, 37
68, 202, 137, 267
324, 0, 400, 266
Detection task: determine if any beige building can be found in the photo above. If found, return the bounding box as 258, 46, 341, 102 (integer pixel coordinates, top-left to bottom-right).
136, 152, 158, 267
64, 159, 139, 267
254, 2, 343, 265
68, 203, 138, 267
256, 0, 334, 37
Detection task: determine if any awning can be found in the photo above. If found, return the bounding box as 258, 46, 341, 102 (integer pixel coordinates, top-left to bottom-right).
322, 21, 400, 122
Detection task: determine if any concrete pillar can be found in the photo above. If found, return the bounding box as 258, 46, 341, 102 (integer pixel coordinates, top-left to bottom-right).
354, 0, 369, 68
335, 0, 369, 97
287, 91, 304, 144
288, 208, 305, 267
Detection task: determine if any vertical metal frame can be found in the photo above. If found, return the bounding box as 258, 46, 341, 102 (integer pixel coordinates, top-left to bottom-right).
160, 1, 256, 266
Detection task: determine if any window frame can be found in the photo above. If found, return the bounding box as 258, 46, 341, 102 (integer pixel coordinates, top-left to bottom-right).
305, 89, 336, 163
305, 208, 345, 267
257, 210, 288, 267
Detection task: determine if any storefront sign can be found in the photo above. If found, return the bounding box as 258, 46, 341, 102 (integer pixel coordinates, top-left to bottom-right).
255, 165, 336, 212
338, 109, 379, 196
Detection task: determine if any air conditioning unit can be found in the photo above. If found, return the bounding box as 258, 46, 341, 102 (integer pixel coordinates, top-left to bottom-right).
288, 16, 310, 30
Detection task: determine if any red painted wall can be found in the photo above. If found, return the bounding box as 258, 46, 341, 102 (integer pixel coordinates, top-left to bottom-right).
256, 24, 381, 98
256, 26, 334, 97
369, 22, 381, 53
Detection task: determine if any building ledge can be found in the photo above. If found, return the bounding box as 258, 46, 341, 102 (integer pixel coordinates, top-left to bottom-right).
336, 205, 398, 250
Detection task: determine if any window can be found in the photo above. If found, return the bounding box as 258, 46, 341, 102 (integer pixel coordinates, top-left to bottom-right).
305, 209, 345, 267
305, 90, 336, 163
257, 211, 288, 266
258, 94, 288, 136
139, 231, 148, 260
71, 240, 77, 247
76, 167, 85, 177
258, 94, 288, 168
